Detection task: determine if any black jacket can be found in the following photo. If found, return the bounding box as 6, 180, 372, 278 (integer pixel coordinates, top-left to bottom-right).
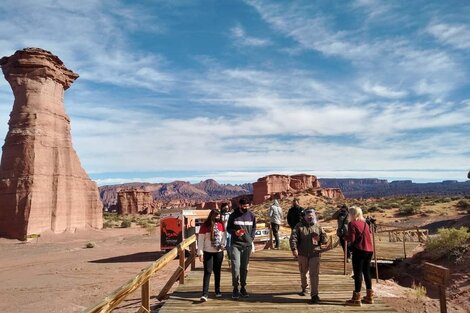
287, 204, 304, 229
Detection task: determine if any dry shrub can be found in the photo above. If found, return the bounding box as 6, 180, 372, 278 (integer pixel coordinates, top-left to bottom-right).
426, 227, 470, 260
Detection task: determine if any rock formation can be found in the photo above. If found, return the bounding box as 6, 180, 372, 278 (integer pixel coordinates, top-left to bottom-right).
117, 189, 156, 215
0, 48, 102, 240
252, 174, 343, 204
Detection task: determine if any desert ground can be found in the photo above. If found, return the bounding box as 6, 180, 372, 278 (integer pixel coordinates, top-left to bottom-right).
1, 195, 469, 313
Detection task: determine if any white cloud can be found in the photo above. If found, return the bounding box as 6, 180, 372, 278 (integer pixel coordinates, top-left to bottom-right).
0, 1, 171, 92
427, 23, 470, 50
230, 24, 272, 47
363, 82, 408, 99
244, 0, 464, 97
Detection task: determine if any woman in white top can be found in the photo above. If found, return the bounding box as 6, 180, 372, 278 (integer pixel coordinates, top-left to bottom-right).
197, 209, 227, 301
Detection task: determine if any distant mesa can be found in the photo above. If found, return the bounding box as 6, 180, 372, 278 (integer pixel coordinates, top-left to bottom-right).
252, 174, 344, 204
117, 189, 157, 215
0, 48, 102, 240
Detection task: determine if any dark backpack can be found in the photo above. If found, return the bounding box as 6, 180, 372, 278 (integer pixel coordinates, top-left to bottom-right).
336, 212, 348, 237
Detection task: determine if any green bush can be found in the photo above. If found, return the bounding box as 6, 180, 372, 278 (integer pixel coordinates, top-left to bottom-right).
398, 205, 421, 216
86, 241, 96, 248
426, 227, 470, 259
145, 223, 157, 235
121, 220, 132, 228
103, 212, 120, 222
456, 200, 470, 210
103, 221, 114, 229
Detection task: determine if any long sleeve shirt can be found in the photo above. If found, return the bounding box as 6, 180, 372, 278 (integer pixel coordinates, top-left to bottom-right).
226, 209, 256, 248
197, 222, 226, 256
344, 220, 373, 252
268, 205, 283, 225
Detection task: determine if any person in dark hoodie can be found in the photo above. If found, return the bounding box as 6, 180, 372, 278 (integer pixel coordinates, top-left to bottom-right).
287, 198, 304, 229
226, 198, 256, 299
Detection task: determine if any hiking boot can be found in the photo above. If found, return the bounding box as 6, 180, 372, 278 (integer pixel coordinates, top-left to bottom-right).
310, 294, 320, 304
345, 291, 362, 306
232, 288, 240, 299
200, 294, 208, 302
299, 288, 307, 296
362, 289, 374, 304
240, 287, 249, 298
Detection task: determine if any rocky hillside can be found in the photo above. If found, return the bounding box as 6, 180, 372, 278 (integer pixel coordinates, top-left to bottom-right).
99, 180, 253, 209
319, 179, 470, 198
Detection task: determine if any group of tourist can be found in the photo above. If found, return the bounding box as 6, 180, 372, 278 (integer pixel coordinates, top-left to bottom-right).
196, 197, 375, 307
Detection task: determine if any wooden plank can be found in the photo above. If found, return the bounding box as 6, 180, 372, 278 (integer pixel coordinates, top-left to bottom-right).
141, 280, 150, 312
159, 247, 399, 313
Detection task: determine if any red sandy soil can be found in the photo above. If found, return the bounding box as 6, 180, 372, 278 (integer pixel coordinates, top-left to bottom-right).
0, 227, 178, 313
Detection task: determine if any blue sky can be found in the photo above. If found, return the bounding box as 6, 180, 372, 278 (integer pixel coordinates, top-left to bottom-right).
0, 0, 469, 185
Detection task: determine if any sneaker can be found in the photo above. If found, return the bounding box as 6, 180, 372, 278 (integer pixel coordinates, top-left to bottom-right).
215, 291, 222, 298
200, 294, 208, 302
232, 288, 240, 299
310, 295, 320, 304
240, 287, 249, 298
299, 288, 307, 296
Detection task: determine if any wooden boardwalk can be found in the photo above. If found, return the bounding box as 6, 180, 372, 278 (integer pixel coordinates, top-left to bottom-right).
160, 238, 419, 312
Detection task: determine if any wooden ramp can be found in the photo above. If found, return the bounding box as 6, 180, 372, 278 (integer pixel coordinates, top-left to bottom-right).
159, 244, 406, 313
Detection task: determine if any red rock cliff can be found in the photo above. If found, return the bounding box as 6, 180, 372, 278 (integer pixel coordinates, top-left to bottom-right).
0, 48, 102, 240
252, 174, 343, 204
117, 189, 156, 215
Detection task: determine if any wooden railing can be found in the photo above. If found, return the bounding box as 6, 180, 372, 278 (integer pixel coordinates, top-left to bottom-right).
84, 234, 197, 313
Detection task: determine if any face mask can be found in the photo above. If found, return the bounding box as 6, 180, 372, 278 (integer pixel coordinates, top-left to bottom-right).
241, 208, 248, 213
305, 217, 315, 224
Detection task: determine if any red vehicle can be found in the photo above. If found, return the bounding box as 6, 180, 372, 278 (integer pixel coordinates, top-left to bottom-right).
160, 208, 210, 251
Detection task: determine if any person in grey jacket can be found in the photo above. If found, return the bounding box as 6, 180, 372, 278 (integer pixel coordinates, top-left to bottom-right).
268, 199, 283, 249
290, 208, 328, 304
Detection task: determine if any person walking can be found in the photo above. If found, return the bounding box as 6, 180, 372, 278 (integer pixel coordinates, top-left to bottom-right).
268, 199, 283, 249
344, 206, 374, 306
226, 198, 256, 299
220, 203, 232, 267
332, 204, 351, 260
197, 209, 226, 302
287, 198, 304, 230
290, 208, 328, 304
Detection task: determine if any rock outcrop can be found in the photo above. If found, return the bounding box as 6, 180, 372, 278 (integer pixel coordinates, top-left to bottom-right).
320, 178, 470, 198
99, 180, 252, 211
0, 48, 102, 240
117, 189, 156, 215
252, 174, 343, 204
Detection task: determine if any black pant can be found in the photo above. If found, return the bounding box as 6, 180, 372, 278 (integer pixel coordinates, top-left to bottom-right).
202, 251, 224, 294
271, 223, 280, 248
352, 249, 373, 292
340, 237, 351, 259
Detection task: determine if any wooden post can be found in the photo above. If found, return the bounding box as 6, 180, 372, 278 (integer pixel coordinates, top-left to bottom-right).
423, 262, 449, 313
372, 228, 379, 282
343, 240, 347, 275
403, 231, 407, 258
179, 247, 185, 284
141, 280, 150, 312
439, 286, 447, 313
268, 223, 273, 249
190, 242, 196, 270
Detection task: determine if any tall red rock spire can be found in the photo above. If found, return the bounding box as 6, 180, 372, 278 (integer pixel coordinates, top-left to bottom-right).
0, 48, 102, 240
